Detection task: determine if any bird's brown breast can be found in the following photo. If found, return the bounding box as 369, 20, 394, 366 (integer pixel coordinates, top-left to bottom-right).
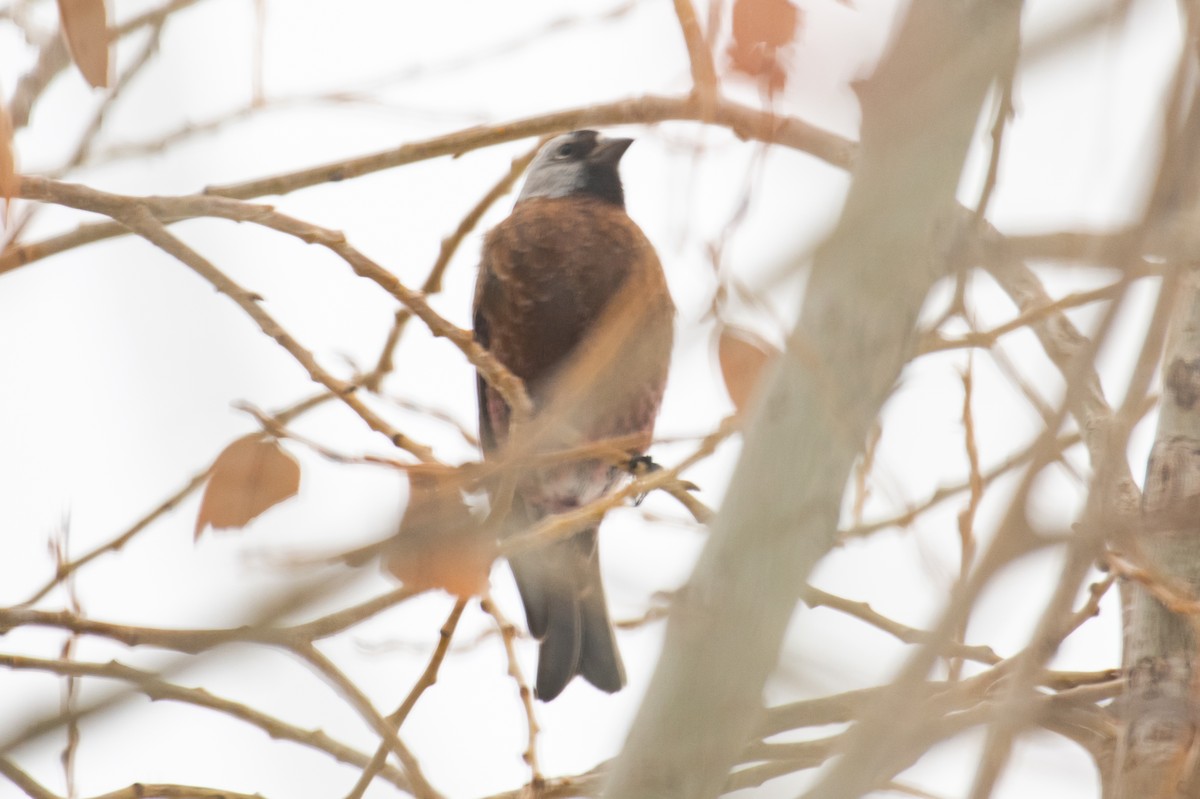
475, 196, 674, 423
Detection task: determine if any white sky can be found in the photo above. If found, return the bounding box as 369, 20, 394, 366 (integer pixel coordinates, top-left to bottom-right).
0, 0, 1180, 797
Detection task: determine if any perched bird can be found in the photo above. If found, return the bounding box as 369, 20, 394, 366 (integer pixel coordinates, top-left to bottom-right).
473, 130, 674, 701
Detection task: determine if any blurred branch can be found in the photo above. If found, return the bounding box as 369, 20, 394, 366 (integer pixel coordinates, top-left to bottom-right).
20, 466, 213, 606
822, 263, 1128, 798
201, 93, 853, 200
343, 599, 466, 799
8, 35, 69, 131
966, 560, 1122, 796
5, 582, 437, 793
366, 141, 542, 388
801, 585, 1001, 666
1, 584, 417, 653
61, 19, 167, 171
42, 1, 642, 175
481, 596, 543, 791
0, 653, 413, 791
604, 3, 1024, 797
672, 0, 718, 116
841, 429, 1084, 539
8, 0, 207, 129
0, 0, 1168, 794
0, 756, 265, 799
0, 757, 54, 799
920, 279, 1139, 354
503, 418, 734, 558
295, 642, 441, 799
14, 175, 533, 436
981, 236, 1142, 513
70, 182, 513, 412
1, 93, 853, 277
113, 204, 438, 461
972, 14, 1019, 220
744, 663, 1119, 793
3, 14, 170, 249
465, 665, 1122, 799
84, 785, 265, 799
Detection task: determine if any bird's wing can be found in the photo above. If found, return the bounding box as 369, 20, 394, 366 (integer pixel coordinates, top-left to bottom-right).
472, 265, 501, 454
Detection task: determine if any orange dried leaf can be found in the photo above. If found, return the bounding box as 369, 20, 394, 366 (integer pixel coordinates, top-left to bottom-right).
732, 0, 800, 50
727, 0, 801, 92
56, 0, 110, 88
718, 324, 780, 414
384, 472, 495, 598
0, 103, 14, 226
194, 435, 301, 539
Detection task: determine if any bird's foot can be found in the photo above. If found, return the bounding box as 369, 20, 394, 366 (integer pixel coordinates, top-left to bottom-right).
627, 454, 661, 506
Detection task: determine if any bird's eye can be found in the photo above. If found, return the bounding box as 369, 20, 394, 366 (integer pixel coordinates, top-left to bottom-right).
555, 143, 575, 158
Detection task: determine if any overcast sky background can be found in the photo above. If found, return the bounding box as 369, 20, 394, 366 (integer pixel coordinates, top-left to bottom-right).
0, 0, 1180, 796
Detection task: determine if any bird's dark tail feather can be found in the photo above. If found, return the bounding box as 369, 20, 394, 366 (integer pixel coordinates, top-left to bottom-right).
577, 559, 626, 693
507, 521, 626, 701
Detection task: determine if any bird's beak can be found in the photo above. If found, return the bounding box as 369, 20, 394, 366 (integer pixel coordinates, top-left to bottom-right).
588, 136, 634, 165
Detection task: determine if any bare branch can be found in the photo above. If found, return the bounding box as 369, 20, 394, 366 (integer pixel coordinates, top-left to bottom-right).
671, 0, 718, 114
0, 654, 412, 791
343, 599, 467, 799
604, 4, 1024, 797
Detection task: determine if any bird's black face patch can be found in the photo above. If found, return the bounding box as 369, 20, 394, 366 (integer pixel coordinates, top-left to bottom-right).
579, 161, 624, 207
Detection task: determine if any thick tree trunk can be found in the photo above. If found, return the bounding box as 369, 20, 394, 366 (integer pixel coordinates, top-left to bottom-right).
601, 3, 1022, 798
1116, 269, 1200, 798
1113, 25, 1200, 798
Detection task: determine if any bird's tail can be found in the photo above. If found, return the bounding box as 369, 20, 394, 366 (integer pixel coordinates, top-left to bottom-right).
507, 516, 626, 701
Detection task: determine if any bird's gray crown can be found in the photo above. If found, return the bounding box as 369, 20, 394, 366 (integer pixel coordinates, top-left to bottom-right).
517, 130, 633, 207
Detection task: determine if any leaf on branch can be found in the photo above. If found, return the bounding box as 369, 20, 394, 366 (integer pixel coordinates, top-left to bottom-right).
0, 103, 14, 226
56, 0, 110, 88
194, 435, 301, 539
726, 0, 802, 94
717, 323, 780, 415
383, 470, 496, 599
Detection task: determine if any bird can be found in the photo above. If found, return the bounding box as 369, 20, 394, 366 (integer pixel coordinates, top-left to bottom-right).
473, 130, 674, 701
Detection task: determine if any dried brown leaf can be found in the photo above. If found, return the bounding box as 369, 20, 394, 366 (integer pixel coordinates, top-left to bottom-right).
732, 0, 799, 49
717, 324, 780, 414
56, 0, 110, 88
727, 0, 801, 93
194, 435, 301, 539
384, 471, 495, 598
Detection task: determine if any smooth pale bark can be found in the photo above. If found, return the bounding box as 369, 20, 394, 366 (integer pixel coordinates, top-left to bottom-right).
1116, 269, 1200, 798
1112, 22, 1200, 797
602, 3, 1022, 799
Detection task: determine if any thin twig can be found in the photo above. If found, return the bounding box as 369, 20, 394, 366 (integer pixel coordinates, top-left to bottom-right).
21, 467, 213, 606
366, 141, 542, 387
114, 203, 438, 461
0, 654, 411, 791
0, 755, 267, 799
14, 176, 533, 424
343, 599, 467, 799
293, 642, 441, 799
481, 595, 543, 790
801, 585, 1001, 666
951, 357, 983, 681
